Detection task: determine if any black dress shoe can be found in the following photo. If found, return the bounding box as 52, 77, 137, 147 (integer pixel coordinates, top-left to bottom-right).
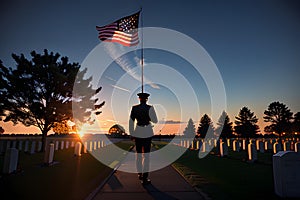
141, 178, 151, 185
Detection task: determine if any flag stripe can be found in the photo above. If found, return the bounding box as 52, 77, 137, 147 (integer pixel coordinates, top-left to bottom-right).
96, 11, 140, 47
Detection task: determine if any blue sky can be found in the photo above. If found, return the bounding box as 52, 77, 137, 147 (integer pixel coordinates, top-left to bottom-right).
1, 0, 300, 134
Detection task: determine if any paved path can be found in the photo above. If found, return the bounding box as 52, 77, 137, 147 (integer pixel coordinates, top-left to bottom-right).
92, 148, 205, 200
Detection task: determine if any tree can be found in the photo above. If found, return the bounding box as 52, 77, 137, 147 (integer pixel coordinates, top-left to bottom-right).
183, 118, 196, 138
234, 107, 259, 138
0, 126, 4, 134
292, 112, 300, 134
263, 101, 293, 137
109, 124, 126, 137
215, 111, 234, 139
0, 50, 104, 151
197, 114, 214, 138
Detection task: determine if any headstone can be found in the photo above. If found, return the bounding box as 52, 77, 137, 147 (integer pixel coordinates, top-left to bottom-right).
233, 140, 240, 152
83, 142, 87, 153
98, 141, 101, 149
186, 140, 190, 148
60, 141, 64, 150
214, 139, 217, 147
201, 141, 206, 152
12, 141, 17, 148
242, 139, 246, 150
227, 139, 231, 147
89, 141, 93, 151
18, 141, 23, 151
259, 141, 264, 153
0, 140, 5, 154
273, 151, 300, 198
24, 141, 29, 152
256, 140, 260, 151
295, 142, 300, 153
30, 141, 36, 154
283, 141, 291, 151
248, 143, 257, 162
71, 141, 75, 147
74, 142, 82, 156
55, 141, 59, 150
66, 141, 69, 149
180, 140, 183, 147
101, 140, 105, 147
183, 140, 187, 148
220, 142, 228, 157
37, 141, 42, 152
273, 142, 282, 154
44, 143, 54, 165
6, 141, 11, 150
94, 141, 97, 150
196, 140, 200, 150
3, 148, 19, 174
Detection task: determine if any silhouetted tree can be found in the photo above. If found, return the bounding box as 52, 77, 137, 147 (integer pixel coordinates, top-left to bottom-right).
109, 124, 126, 137
183, 118, 196, 138
263, 101, 293, 137
0, 50, 104, 151
234, 107, 259, 138
0, 126, 4, 134
215, 111, 234, 139
292, 112, 300, 134
197, 114, 214, 138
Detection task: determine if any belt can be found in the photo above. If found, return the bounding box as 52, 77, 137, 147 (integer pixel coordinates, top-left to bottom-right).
137, 124, 150, 127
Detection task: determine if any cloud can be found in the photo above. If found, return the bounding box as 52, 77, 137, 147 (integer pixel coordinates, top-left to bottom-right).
103, 43, 160, 89
158, 120, 184, 124
110, 84, 130, 92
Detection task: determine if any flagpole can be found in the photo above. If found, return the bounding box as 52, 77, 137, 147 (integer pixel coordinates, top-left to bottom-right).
140, 7, 144, 93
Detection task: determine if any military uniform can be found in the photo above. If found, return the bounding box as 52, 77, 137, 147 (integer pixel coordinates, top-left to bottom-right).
129, 93, 157, 184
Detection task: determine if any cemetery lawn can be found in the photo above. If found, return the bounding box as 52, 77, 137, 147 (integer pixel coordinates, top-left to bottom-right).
0, 142, 133, 200
173, 148, 284, 200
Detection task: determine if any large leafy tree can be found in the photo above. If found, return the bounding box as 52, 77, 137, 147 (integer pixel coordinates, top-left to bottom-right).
234, 107, 259, 138
197, 114, 214, 138
183, 118, 196, 138
215, 111, 234, 139
0, 50, 104, 151
263, 101, 293, 137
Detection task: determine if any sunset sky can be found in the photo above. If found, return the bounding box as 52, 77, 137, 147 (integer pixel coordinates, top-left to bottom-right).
1, 0, 300, 135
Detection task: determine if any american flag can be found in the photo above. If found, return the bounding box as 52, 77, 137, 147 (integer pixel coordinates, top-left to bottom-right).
96, 11, 140, 47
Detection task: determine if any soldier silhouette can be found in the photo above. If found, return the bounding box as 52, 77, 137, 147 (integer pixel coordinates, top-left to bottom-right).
129, 92, 158, 185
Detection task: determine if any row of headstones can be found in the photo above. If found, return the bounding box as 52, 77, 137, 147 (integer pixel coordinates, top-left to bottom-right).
2, 140, 108, 174
178, 138, 300, 162
0, 140, 43, 154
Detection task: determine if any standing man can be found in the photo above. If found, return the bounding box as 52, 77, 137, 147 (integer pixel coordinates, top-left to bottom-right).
129, 92, 158, 185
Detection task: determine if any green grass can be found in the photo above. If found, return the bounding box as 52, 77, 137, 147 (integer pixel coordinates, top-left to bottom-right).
0, 141, 133, 200
173, 147, 284, 200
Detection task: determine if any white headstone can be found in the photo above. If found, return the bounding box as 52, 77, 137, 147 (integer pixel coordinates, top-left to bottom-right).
89, 141, 93, 151
101, 140, 105, 147
71, 141, 75, 147
74, 142, 82, 156
259, 141, 264, 153
201, 141, 206, 152
6, 141, 11, 150
24, 141, 29, 152
94, 141, 97, 150
18, 141, 23, 151
180, 140, 183, 147
60, 141, 64, 150
55, 141, 59, 150
3, 148, 18, 174
214, 139, 217, 147
273, 151, 300, 198
0, 140, 5, 154
295, 142, 300, 153
196, 140, 200, 150
83, 142, 87, 153
220, 142, 228, 157
227, 139, 231, 147
30, 141, 36, 154
44, 143, 54, 165
98, 141, 101, 149
66, 141, 69, 149
233, 140, 240, 152
242, 139, 246, 150
273, 142, 282, 154
256, 140, 260, 150
248, 143, 257, 162
283, 141, 291, 151
12, 141, 17, 148
37, 141, 42, 152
